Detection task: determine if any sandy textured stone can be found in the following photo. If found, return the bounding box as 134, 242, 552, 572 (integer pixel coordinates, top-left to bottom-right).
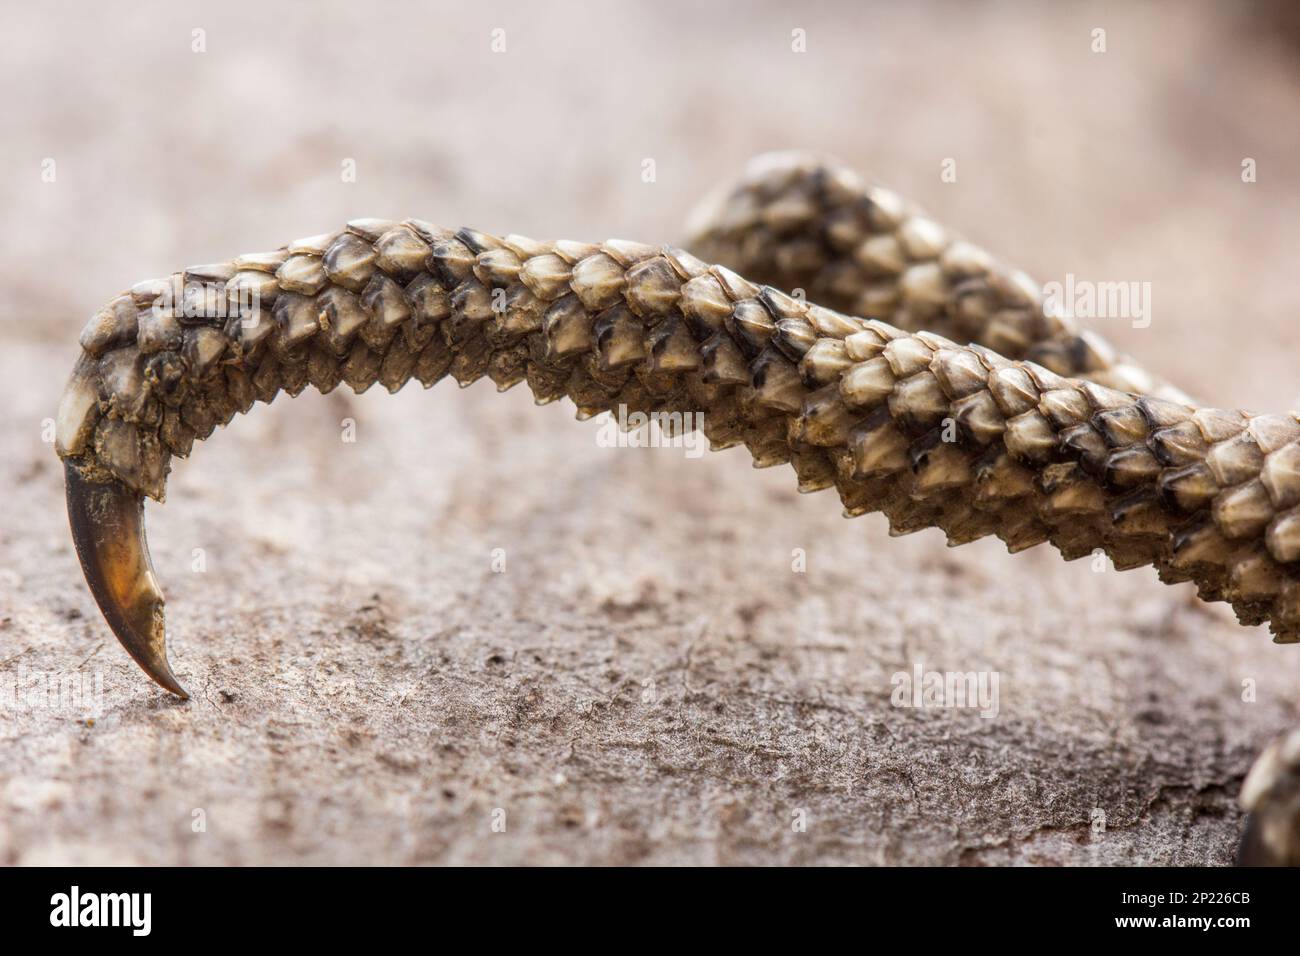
3, 0, 1300, 865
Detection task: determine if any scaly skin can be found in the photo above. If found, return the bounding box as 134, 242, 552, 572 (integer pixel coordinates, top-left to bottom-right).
57, 216, 1300, 636
688, 151, 1192, 403
55, 153, 1300, 863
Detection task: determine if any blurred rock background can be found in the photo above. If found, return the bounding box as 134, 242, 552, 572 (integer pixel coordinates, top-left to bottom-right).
1, 0, 1299, 864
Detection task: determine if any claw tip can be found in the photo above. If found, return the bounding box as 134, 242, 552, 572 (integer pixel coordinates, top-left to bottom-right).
65, 461, 188, 699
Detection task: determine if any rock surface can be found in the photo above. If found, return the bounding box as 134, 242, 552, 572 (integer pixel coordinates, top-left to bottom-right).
2, 1, 1299, 865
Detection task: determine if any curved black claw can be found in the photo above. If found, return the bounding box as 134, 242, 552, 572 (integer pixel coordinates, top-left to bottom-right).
64, 462, 188, 698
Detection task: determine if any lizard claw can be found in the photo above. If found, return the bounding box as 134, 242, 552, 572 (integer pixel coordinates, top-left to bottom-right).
64, 461, 188, 699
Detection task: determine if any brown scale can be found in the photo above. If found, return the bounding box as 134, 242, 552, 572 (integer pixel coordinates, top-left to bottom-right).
689, 151, 1191, 405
